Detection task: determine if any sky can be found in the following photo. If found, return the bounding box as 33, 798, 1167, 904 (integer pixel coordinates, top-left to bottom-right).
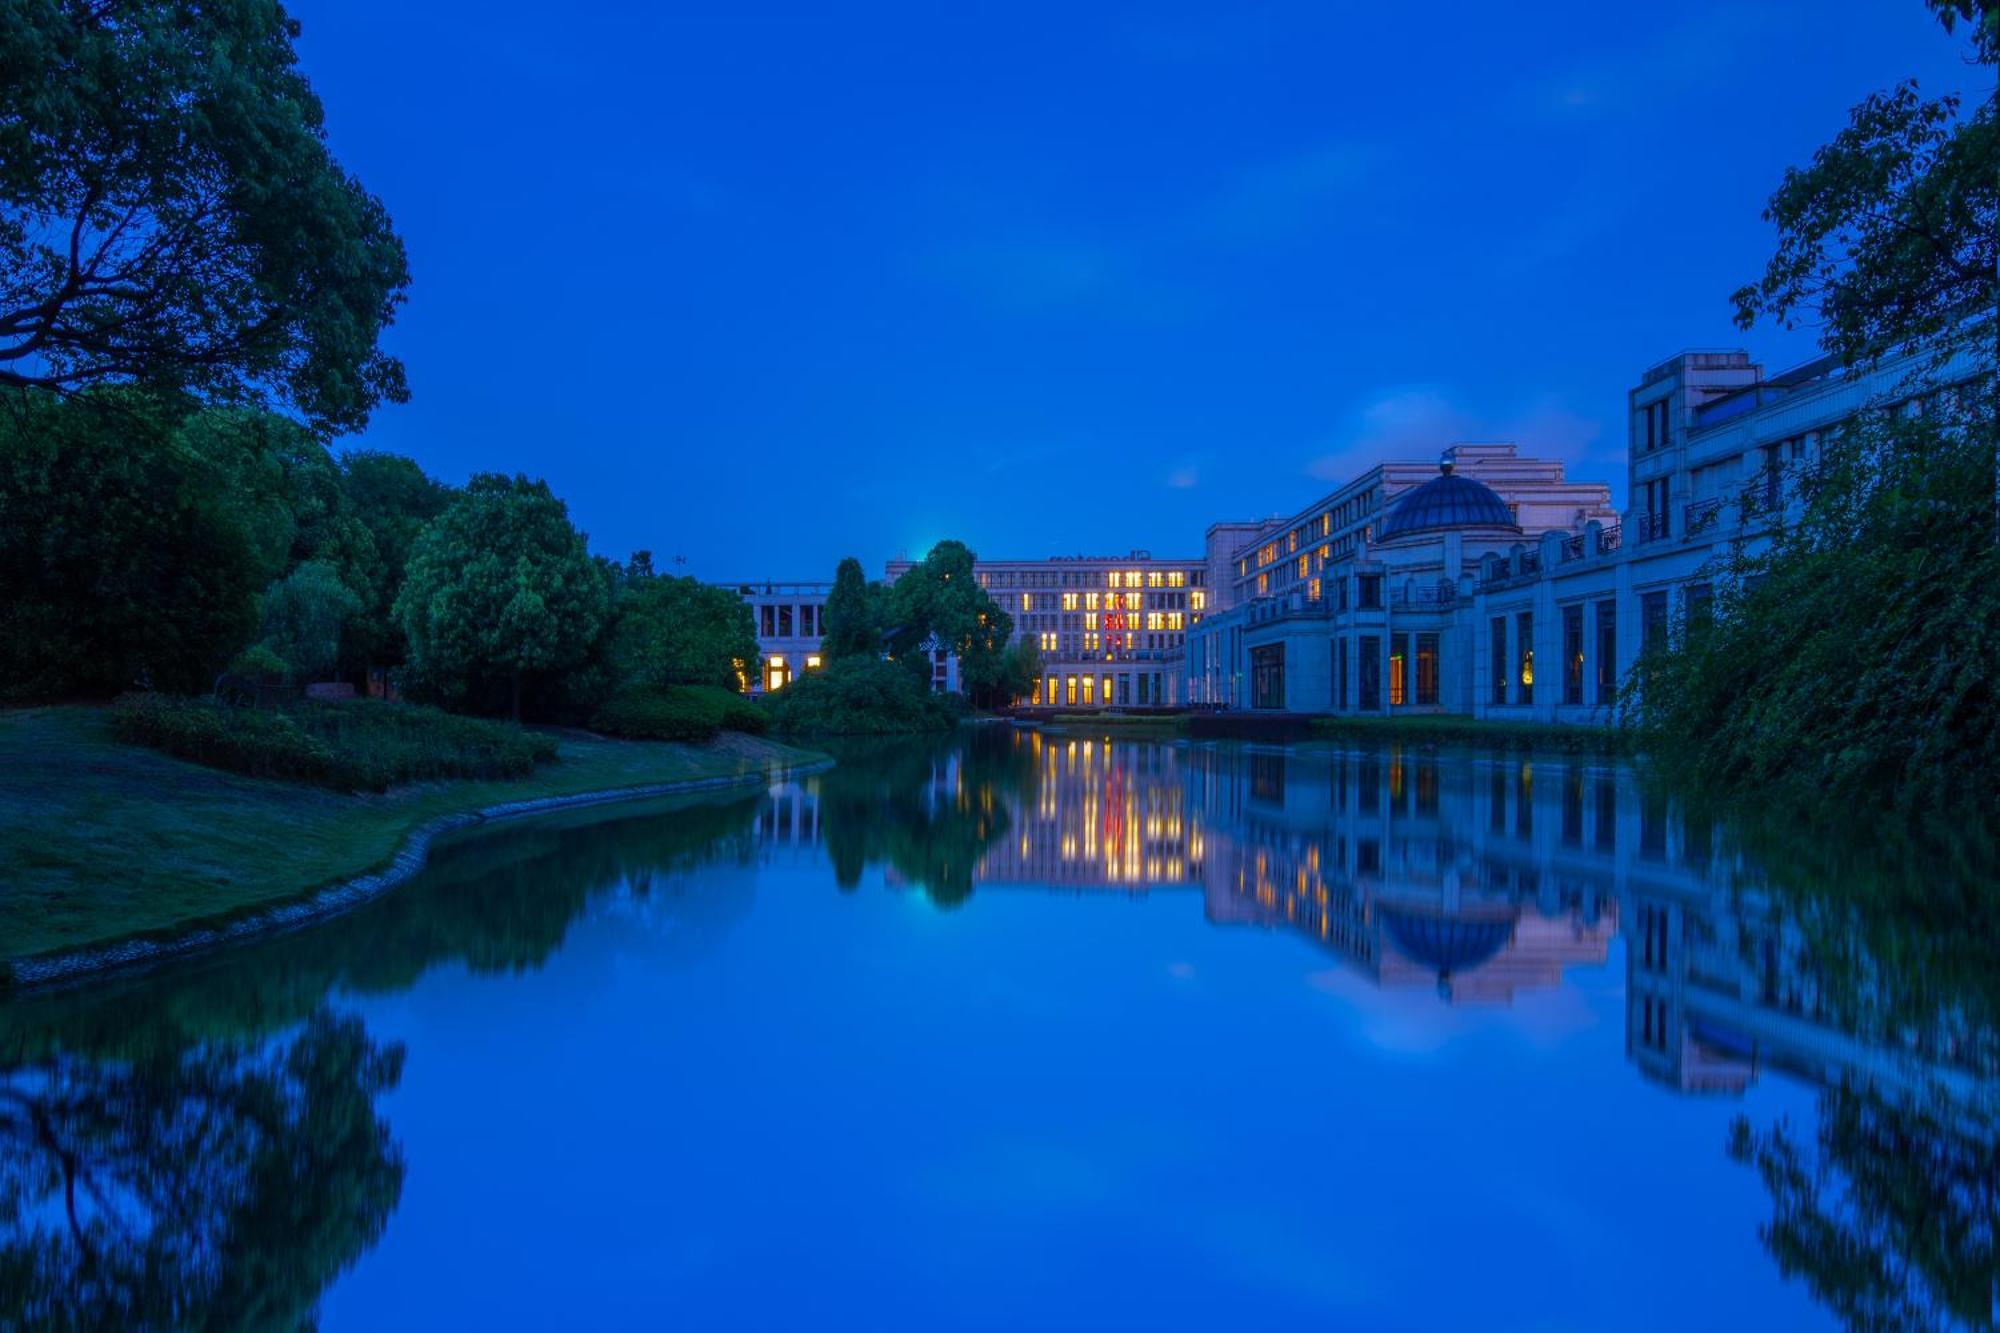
286, 0, 1983, 579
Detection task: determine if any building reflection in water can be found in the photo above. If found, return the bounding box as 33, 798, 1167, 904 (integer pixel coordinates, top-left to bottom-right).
752, 728, 1993, 1115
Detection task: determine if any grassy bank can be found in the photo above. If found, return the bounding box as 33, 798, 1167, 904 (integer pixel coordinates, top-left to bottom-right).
1307, 714, 1629, 753
0, 705, 820, 967
1039, 712, 1190, 737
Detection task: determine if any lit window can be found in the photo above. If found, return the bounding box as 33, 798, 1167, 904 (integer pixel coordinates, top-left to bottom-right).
1020, 593, 1031, 611
805, 654, 822, 670
1167, 571, 1185, 588
1191, 591, 1206, 610
1062, 592, 1079, 611
1107, 572, 1121, 588
1085, 592, 1099, 610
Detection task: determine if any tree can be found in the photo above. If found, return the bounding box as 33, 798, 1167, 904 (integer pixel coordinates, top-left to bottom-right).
337, 450, 453, 680
822, 556, 880, 660
886, 540, 1014, 702
1732, 77, 1996, 380
0, 390, 269, 698
257, 559, 361, 682
997, 638, 1043, 707
394, 474, 609, 720
609, 575, 760, 693
0, 1, 411, 435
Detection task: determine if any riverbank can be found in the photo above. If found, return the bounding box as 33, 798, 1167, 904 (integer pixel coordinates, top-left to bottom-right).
1307, 714, 1629, 753
0, 706, 824, 982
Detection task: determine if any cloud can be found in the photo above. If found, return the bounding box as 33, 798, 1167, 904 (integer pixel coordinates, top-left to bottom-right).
1304, 386, 1613, 491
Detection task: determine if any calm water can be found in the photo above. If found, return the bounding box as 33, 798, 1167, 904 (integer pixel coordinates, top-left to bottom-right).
4, 729, 1994, 1330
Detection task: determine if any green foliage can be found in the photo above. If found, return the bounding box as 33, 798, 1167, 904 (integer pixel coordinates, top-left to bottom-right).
257, 559, 362, 683
822, 556, 880, 660
610, 575, 759, 692
394, 474, 611, 720
886, 540, 1015, 704
228, 643, 291, 683
0, 0, 411, 433
591, 691, 721, 743
1733, 77, 1996, 375
1630, 413, 1998, 812
0, 391, 268, 698
591, 685, 770, 742
995, 638, 1042, 706
335, 450, 455, 676
111, 694, 557, 792
762, 656, 960, 735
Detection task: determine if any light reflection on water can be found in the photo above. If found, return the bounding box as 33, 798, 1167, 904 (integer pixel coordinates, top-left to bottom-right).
3, 728, 1993, 1331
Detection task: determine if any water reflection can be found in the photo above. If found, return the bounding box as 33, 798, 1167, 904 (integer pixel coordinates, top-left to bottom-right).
2, 731, 1992, 1329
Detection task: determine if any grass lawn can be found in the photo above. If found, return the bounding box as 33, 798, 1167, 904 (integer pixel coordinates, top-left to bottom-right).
0, 705, 821, 966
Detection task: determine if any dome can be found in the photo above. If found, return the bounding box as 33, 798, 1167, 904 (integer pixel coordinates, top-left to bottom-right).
1378, 903, 1519, 990
1374, 461, 1521, 542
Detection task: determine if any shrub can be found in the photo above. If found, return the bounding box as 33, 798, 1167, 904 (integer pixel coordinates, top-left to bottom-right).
674, 685, 770, 736
591, 685, 769, 741
229, 644, 292, 683
111, 694, 557, 792
762, 657, 959, 735
591, 691, 721, 743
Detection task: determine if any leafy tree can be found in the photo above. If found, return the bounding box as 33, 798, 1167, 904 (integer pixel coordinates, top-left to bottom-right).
1639, 2, 1999, 810
996, 639, 1043, 707
394, 474, 609, 720
886, 540, 1014, 704
0, 0, 411, 434
609, 575, 759, 693
257, 558, 362, 682
1732, 75, 1996, 379
337, 450, 453, 679
0, 390, 268, 697
822, 556, 880, 660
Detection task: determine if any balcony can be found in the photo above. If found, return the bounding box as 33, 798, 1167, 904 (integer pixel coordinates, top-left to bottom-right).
1636, 512, 1670, 543
1684, 497, 1723, 538
1389, 581, 1459, 610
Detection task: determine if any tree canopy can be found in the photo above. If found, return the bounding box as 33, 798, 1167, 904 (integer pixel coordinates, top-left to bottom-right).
821, 556, 880, 660
886, 541, 1014, 704
0, 0, 410, 434
609, 573, 759, 693
394, 474, 610, 719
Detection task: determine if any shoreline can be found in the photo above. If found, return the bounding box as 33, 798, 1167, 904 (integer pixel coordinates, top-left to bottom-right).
4, 755, 832, 995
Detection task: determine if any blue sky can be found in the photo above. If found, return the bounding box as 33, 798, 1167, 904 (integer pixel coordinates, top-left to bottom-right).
290, 1, 1980, 578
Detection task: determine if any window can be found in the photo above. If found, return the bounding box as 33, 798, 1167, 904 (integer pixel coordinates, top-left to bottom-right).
1358, 635, 1381, 711
1065, 675, 1078, 706
1515, 612, 1533, 704
1415, 633, 1439, 706
1062, 592, 1079, 611
805, 654, 822, 671
1639, 397, 1671, 452
1081, 674, 1095, 706
1642, 478, 1671, 540
1388, 633, 1408, 707
760, 605, 775, 637
1250, 644, 1285, 710
1684, 581, 1714, 629
1334, 637, 1348, 710
765, 655, 790, 693
1562, 604, 1584, 706
1490, 617, 1508, 705
777, 605, 793, 637
1641, 591, 1669, 654
1594, 600, 1617, 705
1357, 575, 1382, 610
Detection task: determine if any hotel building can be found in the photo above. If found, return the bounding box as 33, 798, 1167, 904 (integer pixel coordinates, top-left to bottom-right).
886, 551, 1210, 708
1185, 345, 1986, 719
1185, 442, 1616, 711
725, 580, 831, 695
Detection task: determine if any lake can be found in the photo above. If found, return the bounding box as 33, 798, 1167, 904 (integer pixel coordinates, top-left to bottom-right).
4, 728, 1993, 1330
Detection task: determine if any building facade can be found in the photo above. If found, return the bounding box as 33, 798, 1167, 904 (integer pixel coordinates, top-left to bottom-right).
726, 580, 831, 695
886, 551, 1210, 708
1185, 347, 1985, 720
1185, 442, 1616, 711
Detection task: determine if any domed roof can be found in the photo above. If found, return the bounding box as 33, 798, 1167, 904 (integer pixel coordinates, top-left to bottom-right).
1375, 461, 1521, 542
1378, 903, 1519, 991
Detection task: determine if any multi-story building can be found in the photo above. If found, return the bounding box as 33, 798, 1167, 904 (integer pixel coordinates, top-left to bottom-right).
1185, 442, 1616, 710
1466, 344, 1987, 724
1184, 345, 1985, 719
886, 550, 1210, 708
724, 580, 831, 694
